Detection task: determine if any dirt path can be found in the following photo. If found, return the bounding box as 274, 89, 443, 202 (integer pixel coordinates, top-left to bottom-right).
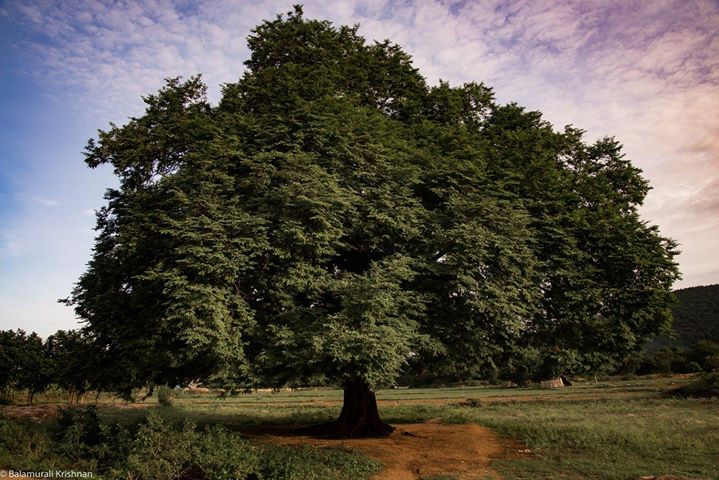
0, 402, 147, 421
246, 421, 506, 480
0, 404, 61, 421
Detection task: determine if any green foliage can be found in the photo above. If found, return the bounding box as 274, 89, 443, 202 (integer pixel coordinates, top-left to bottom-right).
0, 408, 379, 480
55, 406, 103, 450
0, 328, 113, 404
67, 6, 679, 398
46, 329, 105, 401
0, 330, 54, 404
156, 385, 175, 407
53, 406, 131, 468
620, 340, 719, 375
0, 414, 60, 470
124, 412, 261, 480
671, 372, 719, 398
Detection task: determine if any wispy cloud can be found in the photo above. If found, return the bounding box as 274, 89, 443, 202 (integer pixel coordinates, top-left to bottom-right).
30, 196, 59, 206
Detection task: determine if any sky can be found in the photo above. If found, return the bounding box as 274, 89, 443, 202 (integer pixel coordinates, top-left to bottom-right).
1, 0, 718, 337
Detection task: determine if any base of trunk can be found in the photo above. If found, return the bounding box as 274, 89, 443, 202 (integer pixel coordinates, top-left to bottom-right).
302, 379, 394, 438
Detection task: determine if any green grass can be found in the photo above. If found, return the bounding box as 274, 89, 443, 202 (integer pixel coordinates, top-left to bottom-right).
2, 375, 718, 479
453, 398, 719, 479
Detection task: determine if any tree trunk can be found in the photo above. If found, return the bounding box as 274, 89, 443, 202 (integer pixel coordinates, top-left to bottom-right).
27, 390, 34, 406
304, 378, 394, 438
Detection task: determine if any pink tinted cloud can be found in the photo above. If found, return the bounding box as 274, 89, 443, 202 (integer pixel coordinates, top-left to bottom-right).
4, 0, 719, 288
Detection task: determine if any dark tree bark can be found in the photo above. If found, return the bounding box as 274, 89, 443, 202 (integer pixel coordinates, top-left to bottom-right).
304, 378, 394, 438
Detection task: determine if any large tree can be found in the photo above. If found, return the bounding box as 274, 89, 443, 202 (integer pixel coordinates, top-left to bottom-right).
68, 6, 679, 437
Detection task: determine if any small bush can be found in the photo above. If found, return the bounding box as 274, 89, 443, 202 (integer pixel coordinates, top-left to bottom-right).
0, 414, 52, 468
670, 372, 719, 398
125, 412, 261, 480
54, 406, 103, 454
54, 406, 131, 470
685, 361, 702, 373
156, 385, 174, 407
705, 353, 719, 372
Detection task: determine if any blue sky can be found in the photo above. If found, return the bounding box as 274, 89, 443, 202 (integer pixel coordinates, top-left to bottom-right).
1, 0, 718, 337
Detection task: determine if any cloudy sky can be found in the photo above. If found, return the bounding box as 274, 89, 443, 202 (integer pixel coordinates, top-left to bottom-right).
1, 0, 718, 337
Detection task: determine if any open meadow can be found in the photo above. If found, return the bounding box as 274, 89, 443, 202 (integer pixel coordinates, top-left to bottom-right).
2, 375, 717, 480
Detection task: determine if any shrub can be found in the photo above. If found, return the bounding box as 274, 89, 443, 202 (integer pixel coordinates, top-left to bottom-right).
670, 372, 719, 398
125, 412, 261, 480
0, 414, 50, 468
54, 406, 131, 469
2, 409, 379, 480
685, 361, 702, 373
54, 406, 103, 457
156, 385, 174, 407
706, 353, 719, 372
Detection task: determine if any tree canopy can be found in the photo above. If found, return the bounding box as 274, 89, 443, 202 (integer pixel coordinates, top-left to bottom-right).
0, 330, 53, 404
68, 6, 679, 436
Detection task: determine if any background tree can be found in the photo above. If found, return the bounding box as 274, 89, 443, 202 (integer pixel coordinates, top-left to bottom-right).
0, 330, 54, 405
68, 6, 679, 437
0, 330, 19, 400
16, 331, 54, 405
46, 330, 100, 404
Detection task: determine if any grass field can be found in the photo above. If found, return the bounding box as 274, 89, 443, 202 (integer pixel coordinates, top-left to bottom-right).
2, 375, 718, 479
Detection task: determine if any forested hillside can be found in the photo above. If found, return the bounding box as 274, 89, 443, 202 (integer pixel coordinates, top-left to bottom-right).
670, 284, 719, 345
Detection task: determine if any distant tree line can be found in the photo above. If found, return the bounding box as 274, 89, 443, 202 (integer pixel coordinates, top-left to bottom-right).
620, 340, 719, 376
0, 329, 109, 405
397, 339, 719, 386
2, 328, 717, 404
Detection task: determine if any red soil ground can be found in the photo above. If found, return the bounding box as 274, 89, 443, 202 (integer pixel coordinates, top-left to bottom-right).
244, 420, 508, 480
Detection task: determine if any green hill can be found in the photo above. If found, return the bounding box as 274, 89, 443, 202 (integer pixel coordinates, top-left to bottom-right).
665, 284, 719, 346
